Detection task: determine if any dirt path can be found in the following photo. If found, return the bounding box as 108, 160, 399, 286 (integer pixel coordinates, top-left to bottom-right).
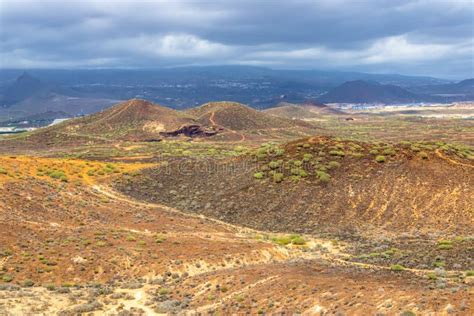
92, 184, 254, 234
435, 149, 474, 168
208, 111, 246, 143
192, 275, 279, 313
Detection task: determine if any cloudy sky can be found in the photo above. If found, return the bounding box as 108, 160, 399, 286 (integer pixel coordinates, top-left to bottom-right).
0, 0, 473, 78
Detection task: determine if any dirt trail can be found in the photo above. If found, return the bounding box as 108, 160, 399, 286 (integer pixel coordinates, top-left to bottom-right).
435, 149, 474, 168
208, 111, 246, 143
192, 275, 279, 313
92, 184, 253, 235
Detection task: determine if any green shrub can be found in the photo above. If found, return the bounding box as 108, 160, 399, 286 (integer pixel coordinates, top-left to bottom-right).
155, 235, 166, 243
125, 235, 136, 242
271, 236, 292, 246
427, 272, 437, 280
159, 288, 169, 295
329, 150, 345, 157
299, 169, 308, 177
268, 161, 280, 169
23, 279, 35, 287
327, 161, 341, 169
383, 148, 396, 156
253, 172, 264, 179
390, 264, 405, 272
375, 155, 386, 163
291, 236, 306, 245
316, 171, 331, 183
2, 274, 13, 282
438, 244, 453, 250
433, 261, 445, 268
291, 168, 301, 176
369, 149, 378, 155
0, 167, 7, 175
303, 153, 313, 162
273, 173, 284, 183
466, 270, 474, 276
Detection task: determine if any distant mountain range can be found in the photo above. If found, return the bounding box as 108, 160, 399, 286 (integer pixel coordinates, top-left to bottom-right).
0, 66, 472, 122
318, 79, 474, 104
318, 80, 424, 104
0, 72, 120, 122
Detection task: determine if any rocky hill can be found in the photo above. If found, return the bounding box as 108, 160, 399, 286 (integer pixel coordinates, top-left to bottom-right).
186, 101, 310, 131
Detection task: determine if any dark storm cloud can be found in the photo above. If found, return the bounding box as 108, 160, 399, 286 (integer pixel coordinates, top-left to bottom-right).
0, 0, 472, 78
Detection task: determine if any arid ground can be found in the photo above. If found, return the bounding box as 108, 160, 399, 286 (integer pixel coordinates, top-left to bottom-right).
0, 101, 472, 315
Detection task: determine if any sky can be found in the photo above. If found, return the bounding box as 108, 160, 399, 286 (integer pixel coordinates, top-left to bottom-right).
0, 0, 473, 79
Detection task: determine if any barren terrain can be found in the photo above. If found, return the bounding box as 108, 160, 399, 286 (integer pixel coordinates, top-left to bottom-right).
0, 100, 472, 315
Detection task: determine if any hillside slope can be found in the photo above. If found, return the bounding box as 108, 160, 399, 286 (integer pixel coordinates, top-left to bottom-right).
115, 136, 473, 236
186, 101, 310, 131
27, 99, 198, 141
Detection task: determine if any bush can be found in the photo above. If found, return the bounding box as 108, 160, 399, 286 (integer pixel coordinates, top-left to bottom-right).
390, 264, 405, 272
291, 236, 306, 245
299, 169, 308, 177
273, 173, 284, 183
438, 244, 453, 250
418, 151, 429, 159
303, 153, 313, 162
369, 149, 378, 155
291, 168, 301, 176
2, 274, 13, 282
0, 167, 7, 175
375, 155, 386, 163
327, 161, 341, 169
329, 150, 345, 157
253, 172, 264, 179
23, 279, 35, 287
383, 148, 396, 156
158, 288, 169, 295
316, 171, 331, 183
271, 236, 292, 246
268, 161, 280, 169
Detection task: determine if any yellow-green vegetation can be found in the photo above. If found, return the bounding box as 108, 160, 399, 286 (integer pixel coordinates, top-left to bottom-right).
271, 234, 306, 246
418, 151, 429, 159
390, 264, 405, 272
375, 155, 386, 163
155, 234, 166, 243
2, 274, 13, 282
437, 239, 453, 250
427, 272, 437, 280
0, 156, 154, 186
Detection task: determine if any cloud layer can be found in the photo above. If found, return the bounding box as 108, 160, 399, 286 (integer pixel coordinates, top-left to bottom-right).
1, 0, 473, 78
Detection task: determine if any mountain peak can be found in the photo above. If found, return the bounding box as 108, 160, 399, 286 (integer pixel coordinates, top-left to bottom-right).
2, 72, 49, 106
